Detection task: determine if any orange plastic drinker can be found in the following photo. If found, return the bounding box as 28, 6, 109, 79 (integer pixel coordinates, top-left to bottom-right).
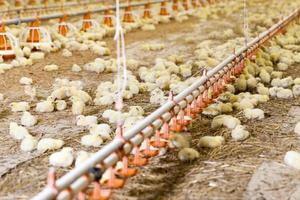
116, 156, 137, 177
90, 182, 112, 200
169, 116, 184, 132
103, 167, 125, 189
150, 130, 168, 148
130, 146, 148, 167
141, 138, 159, 157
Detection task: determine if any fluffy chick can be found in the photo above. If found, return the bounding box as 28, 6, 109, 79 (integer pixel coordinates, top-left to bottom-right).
49, 147, 74, 167
178, 148, 200, 162
169, 133, 190, 149
199, 136, 225, 148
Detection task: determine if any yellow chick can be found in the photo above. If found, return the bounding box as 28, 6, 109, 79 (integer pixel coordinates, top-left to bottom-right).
217, 102, 233, 114
178, 148, 200, 162
199, 136, 225, 148
234, 75, 247, 92
169, 133, 190, 149
259, 69, 271, 84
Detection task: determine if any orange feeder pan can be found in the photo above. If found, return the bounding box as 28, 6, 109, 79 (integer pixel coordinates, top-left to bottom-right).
160, 2, 169, 16
81, 12, 93, 32
58, 15, 69, 36
0, 24, 16, 60
123, 6, 135, 23
143, 3, 152, 19
27, 19, 41, 43
103, 10, 114, 27
130, 146, 148, 167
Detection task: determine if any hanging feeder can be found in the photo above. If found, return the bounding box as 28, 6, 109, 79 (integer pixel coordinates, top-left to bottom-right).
53, 15, 77, 36
160, 2, 169, 16
0, 22, 19, 60
79, 12, 100, 31
20, 18, 52, 49
182, 0, 189, 11
172, 0, 179, 12
143, 3, 152, 19
103, 9, 115, 27
123, 5, 135, 23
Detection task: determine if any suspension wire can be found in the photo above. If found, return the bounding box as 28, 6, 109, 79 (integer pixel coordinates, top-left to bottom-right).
114, 0, 128, 119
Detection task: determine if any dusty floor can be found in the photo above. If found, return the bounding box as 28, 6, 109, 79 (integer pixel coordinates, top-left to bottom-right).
0, 1, 300, 200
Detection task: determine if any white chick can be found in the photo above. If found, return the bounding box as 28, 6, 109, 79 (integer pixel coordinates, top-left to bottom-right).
128, 106, 144, 117
269, 87, 280, 97
75, 151, 92, 167
284, 151, 300, 170
199, 136, 225, 148
49, 147, 74, 167
211, 115, 241, 129
72, 64, 82, 72
231, 125, 250, 141
44, 64, 59, 72
0, 93, 3, 101
30, 52, 45, 60
37, 138, 64, 152
10, 102, 30, 112
294, 122, 300, 136
76, 115, 97, 126
178, 148, 200, 162
292, 85, 300, 96
36, 97, 55, 112
71, 98, 85, 115
81, 134, 103, 147
55, 100, 67, 111
62, 49, 72, 57
24, 85, 36, 100
20, 135, 38, 152
276, 88, 293, 99
21, 111, 37, 127
102, 109, 124, 124
244, 108, 264, 119
19, 77, 32, 85
294, 78, 300, 85
9, 122, 31, 140
89, 124, 111, 140
257, 83, 269, 96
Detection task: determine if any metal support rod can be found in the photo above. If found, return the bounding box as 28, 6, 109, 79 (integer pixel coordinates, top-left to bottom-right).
32, 7, 300, 200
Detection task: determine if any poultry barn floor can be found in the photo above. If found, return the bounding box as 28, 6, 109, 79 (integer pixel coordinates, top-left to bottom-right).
0, 2, 300, 200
